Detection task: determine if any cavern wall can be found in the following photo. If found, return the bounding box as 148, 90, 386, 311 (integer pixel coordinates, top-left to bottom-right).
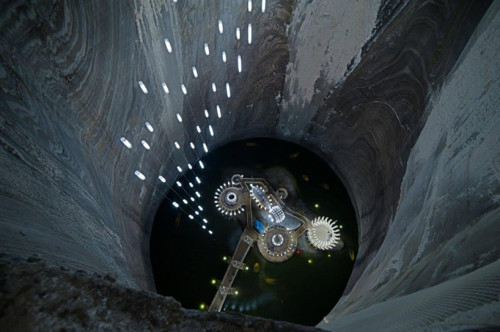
322, 2, 500, 329
1, 0, 498, 330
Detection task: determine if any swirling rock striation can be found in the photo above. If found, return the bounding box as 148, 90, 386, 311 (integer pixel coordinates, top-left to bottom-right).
0, 0, 498, 330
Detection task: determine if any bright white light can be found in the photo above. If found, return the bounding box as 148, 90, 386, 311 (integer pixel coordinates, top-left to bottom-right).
189, 215, 194, 220
120, 137, 132, 149
195, 211, 200, 215
203, 218, 208, 224
218, 20, 223, 34
198, 206, 204, 211
174, 141, 180, 149
192, 66, 198, 78
199, 160, 205, 169
187, 163, 193, 169
209, 230, 213, 234
176, 113, 183, 123
145, 122, 154, 132
182, 199, 188, 204
181, 84, 187, 95
248, 0, 252, 12
196, 126, 201, 133
203, 143, 208, 153
196, 176, 201, 184
177, 166, 182, 173
176, 181, 182, 187
262, 0, 266, 12
135, 170, 146, 180
238, 55, 242, 73
159, 175, 166, 183
190, 197, 195, 202
226, 83, 231, 98
172, 202, 179, 208
202, 225, 206, 229
236, 28, 241, 40
248, 23, 252, 44
204, 110, 209, 118
141, 140, 151, 150
138, 81, 148, 94
216, 105, 222, 118
162, 82, 170, 94
209, 125, 214, 136
222, 51, 227, 63
212, 83, 216, 93
196, 191, 201, 198
204, 43, 210, 55
189, 182, 194, 188
190, 142, 195, 150
164, 38, 172, 53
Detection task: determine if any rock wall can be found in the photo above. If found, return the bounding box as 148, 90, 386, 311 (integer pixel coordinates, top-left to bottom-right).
0, 254, 320, 331
0, 0, 498, 330
321, 2, 500, 329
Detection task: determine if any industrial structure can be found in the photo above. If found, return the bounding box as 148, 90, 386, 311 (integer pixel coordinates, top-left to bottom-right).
209, 174, 341, 311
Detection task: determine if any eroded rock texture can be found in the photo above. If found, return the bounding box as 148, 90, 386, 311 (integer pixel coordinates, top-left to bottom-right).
0, 254, 321, 331
0, 0, 499, 330
321, 3, 500, 328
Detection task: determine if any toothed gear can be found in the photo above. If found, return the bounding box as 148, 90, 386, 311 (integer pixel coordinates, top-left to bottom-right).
257, 226, 297, 263
214, 182, 245, 217
249, 184, 271, 210
306, 217, 341, 250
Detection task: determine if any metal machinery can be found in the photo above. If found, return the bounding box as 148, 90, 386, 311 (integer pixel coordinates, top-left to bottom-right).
209, 175, 342, 312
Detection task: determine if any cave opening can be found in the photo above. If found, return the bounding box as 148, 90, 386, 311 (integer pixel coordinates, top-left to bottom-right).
150, 138, 358, 325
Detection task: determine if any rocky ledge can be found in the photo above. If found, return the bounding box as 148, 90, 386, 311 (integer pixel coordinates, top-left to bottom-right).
0, 254, 321, 331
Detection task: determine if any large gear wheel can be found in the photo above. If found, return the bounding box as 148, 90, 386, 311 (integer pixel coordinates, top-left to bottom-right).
214, 182, 245, 217
306, 217, 341, 250
249, 184, 271, 210
257, 226, 297, 263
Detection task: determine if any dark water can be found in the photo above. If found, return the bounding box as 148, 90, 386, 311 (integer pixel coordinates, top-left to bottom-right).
150, 138, 358, 326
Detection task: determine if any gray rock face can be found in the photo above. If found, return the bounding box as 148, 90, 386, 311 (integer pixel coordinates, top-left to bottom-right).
321, 3, 500, 328
0, 0, 498, 330
0, 255, 321, 331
